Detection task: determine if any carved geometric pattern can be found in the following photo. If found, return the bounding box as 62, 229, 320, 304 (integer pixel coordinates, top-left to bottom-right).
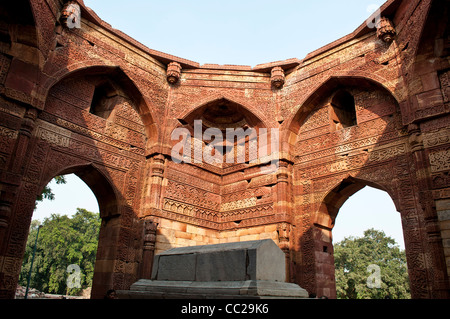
429, 148, 450, 173
439, 69, 450, 103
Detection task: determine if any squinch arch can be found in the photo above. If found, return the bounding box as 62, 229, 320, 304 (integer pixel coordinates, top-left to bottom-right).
176, 94, 271, 129
283, 74, 402, 154
39, 65, 160, 149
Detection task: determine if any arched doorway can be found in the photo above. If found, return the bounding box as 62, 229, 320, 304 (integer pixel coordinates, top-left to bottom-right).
33, 174, 99, 222
332, 185, 410, 299
31, 164, 121, 299
333, 186, 405, 249
310, 176, 409, 298
11, 64, 151, 299
19, 173, 101, 298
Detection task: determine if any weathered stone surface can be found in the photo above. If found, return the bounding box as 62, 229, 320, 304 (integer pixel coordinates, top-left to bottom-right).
118, 280, 308, 299
118, 240, 307, 299
151, 240, 286, 282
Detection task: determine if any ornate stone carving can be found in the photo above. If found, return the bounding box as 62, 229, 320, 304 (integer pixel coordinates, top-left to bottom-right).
167, 62, 182, 84
60, 1, 81, 29
271, 67, 285, 89
429, 149, 450, 173
277, 222, 291, 252
143, 221, 158, 252
376, 17, 396, 43
220, 197, 257, 212
439, 69, 450, 102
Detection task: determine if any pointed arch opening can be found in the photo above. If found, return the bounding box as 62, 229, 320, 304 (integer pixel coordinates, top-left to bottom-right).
43, 65, 159, 149
284, 75, 401, 158
20, 164, 122, 299
173, 97, 272, 168
21, 173, 100, 298
56, 165, 120, 220
313, 177, 409, 299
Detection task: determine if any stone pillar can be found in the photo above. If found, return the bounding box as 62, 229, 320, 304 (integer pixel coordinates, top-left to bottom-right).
276, 159, 290, 218
408, 124, 450, 298
0, 106, 38, 238
140, 220, 158, 279
9, 108, 38, 174
277, 222, 291, 282
144, 154, 166, 211
0, 106, 39, 298
276, 159, 292, 281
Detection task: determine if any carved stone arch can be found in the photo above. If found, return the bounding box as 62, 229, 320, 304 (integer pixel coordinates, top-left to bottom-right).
282, 73, 402, 156
5, 145, 129, 299
38, 163, 122, 219
178, 95, 269, 128
36, 61, 118, 105
169, 95, 274, 166
313, 175, 399, 231
287, 74, 400, 130
308, 175, 404, 299
287, 74, 407, 298
36, 63, 160, 148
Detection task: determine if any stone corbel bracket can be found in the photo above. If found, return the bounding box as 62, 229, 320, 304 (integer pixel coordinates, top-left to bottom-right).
167, 62, 182, 84
271, 66, 285, 89
376, 17, 396, 43
60, 1, 82, 29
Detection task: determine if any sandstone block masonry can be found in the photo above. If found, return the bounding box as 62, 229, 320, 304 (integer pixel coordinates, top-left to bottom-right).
152, 239, 286, 282
118, 239, 308, 298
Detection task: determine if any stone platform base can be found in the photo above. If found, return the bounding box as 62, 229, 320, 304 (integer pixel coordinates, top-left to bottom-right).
117, 279, 308, 299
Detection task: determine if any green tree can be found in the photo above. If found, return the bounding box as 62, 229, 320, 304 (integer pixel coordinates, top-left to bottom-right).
20, 209, 100, 296
334, 228, 411, 299
36, 175, 67, 202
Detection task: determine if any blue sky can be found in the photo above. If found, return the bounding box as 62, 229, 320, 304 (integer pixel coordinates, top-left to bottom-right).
33, 0, 405, 249
82, 0, 386, 66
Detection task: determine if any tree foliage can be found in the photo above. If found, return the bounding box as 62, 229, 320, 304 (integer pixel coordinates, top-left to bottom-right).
334, 228, 411, 299
20, 209, 100, 296
36, 175, 67, 202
